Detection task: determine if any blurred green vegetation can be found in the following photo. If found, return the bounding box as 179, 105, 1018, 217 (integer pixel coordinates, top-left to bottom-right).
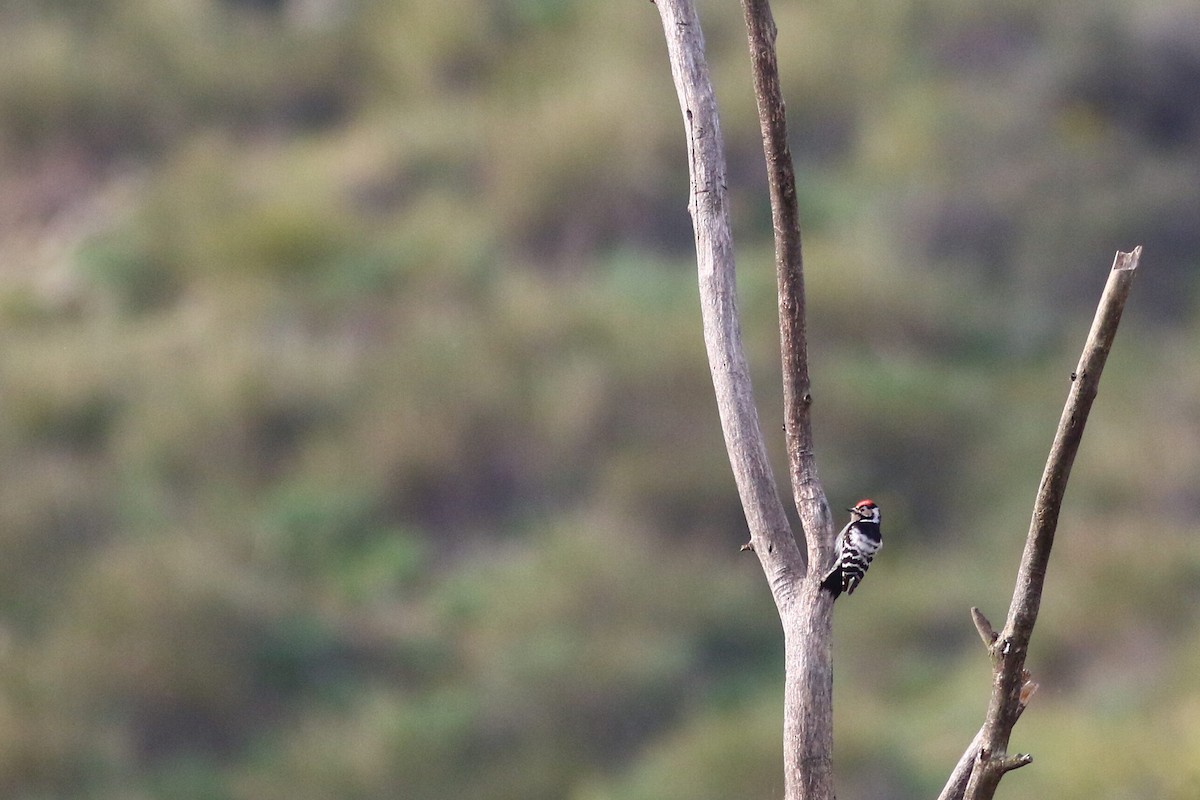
0, 0, 1197, 798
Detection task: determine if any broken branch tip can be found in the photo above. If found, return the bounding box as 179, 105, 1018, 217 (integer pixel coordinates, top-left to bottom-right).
1115, 246, 1142, 271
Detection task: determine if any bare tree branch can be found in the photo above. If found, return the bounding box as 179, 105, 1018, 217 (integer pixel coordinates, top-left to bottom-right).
939, 673, 1036, 800
655, 2, 835, 797
652, 0, 803, 602
947, 247, 1142, 800
939, 727, 984, 800
658, 1, 1140, 795
737, 4, 836, 798
739, 0, 833, 570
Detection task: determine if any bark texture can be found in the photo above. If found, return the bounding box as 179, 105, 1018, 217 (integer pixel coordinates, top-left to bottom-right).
654, 2, 832, 798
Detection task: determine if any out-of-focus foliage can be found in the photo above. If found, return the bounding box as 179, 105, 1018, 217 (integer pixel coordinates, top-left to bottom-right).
0, 0, 1197, 798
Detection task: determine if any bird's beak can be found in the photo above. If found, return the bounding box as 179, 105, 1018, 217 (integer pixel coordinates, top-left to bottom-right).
847, 507, 858, 514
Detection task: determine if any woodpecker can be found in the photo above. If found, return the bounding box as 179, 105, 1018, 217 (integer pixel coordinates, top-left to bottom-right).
820, 499, 882, 599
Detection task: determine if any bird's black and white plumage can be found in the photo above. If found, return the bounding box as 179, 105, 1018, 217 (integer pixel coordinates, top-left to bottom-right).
820, 499, 882, 599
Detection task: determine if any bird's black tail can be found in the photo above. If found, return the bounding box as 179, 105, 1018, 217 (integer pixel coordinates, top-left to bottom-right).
820, 568, 843, 599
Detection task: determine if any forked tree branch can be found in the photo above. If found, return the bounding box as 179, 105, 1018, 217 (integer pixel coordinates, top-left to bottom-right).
652, 0, 803, 603
655, 2, 834, 798
942, 247, 1142, 800
657, 2, 1140, 796
737, 5, 836, 798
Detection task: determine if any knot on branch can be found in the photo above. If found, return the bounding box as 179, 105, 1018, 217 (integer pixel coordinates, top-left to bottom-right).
1000, 753, 1034, 773
976, 747, 1033, 774
971, 607, 998, 648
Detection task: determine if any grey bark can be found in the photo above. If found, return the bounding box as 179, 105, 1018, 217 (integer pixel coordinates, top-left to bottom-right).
655, 1, 1139, 798
943, 248, 1142, 800
653, 2, 833, 799
738, 1, 837, 795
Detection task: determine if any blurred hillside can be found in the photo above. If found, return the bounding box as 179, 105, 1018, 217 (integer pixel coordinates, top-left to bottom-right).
0, 0, 1198, 798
